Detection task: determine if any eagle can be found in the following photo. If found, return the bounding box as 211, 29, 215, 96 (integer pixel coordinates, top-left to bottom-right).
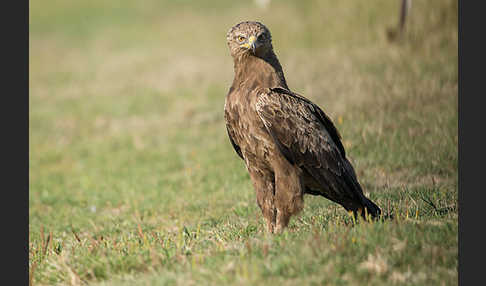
224, 21, 381, 233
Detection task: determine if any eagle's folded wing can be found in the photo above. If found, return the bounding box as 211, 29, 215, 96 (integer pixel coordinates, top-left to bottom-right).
256, 87, 364, 203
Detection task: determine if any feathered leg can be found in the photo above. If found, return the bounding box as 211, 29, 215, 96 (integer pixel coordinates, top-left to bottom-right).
247, 168, 276, 233
273, 158, 304, 233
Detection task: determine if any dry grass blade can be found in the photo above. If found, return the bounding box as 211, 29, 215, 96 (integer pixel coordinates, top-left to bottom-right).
137, 224, 144, 240
72, 229, 82, 244
43, 231, 52, 257
40, 225, 45, 254
29, 260, 37, 286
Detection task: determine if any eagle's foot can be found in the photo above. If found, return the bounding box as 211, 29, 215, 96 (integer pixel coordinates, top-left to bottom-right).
274, 224, 284, 234
274, 208, 290, 234
266, 220, 275, 234
262, 210, 276, 233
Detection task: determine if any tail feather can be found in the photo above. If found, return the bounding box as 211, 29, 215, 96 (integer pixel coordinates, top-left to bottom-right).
302, 162, 381, 220
362, 197, 381, 218
340, 159, 381, 219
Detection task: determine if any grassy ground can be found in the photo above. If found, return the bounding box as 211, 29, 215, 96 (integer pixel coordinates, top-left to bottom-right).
29, 0, 458, 285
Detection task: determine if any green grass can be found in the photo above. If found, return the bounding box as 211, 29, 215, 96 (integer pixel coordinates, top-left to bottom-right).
29, 0, 457, 285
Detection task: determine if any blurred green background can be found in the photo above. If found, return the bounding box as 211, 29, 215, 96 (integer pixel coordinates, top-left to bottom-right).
30, 1, 457, 285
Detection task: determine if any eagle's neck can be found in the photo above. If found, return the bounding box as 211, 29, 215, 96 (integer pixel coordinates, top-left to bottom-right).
232, 51, 289, 90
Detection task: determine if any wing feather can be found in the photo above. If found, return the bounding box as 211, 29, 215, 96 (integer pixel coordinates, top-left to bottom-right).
224, 108, 244, 159
224, 85, 244, 160
226, 125, 243, 159
256, 87, 364, 203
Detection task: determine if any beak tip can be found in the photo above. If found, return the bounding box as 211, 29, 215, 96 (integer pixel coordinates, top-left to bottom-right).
248, 35, 258, 54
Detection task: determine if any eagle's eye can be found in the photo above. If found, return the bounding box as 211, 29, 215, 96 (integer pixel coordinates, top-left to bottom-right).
237, 35, 246, 43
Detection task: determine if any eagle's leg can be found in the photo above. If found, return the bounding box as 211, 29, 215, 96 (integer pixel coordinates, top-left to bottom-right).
247, 168, 277, 233
273, 160, 304, 233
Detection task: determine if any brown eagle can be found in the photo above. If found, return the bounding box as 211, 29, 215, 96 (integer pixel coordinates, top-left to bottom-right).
224, 21, 381, 233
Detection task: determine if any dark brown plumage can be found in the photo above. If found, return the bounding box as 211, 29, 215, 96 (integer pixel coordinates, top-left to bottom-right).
224, 21, 381, 233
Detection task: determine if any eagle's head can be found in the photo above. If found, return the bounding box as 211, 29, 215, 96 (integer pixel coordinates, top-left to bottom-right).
226, 21, 273, 59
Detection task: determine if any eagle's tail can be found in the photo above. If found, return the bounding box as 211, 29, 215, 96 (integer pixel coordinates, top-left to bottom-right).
362, 197, 381, 219
340, 159, 381, 220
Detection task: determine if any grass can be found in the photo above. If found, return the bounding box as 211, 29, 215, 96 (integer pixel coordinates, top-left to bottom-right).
29, 0, 457, 285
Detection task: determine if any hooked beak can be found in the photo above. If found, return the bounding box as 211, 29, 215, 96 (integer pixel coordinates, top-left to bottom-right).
240, 35, 258, 54
248, 35, 257, 54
